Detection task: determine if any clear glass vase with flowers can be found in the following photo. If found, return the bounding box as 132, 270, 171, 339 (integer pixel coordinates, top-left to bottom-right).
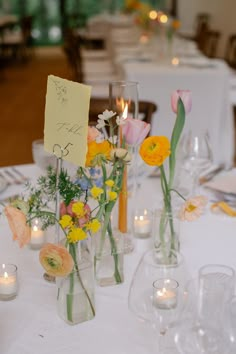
77, 107, 150, 286
139, 90, 208, 262
3, 167, 101, 325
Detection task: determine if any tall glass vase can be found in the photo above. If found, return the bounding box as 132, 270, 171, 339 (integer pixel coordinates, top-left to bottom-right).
94, 210, 124, 286
152, 209, 180, 261
109, 81, 139, 254
56, 242, 95, 325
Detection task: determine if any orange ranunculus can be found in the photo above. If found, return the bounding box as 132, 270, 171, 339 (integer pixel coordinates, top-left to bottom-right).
4, 205, 31, 248
139, 136, 171, 166
39, 243, 74, 277
86, 140, 112, 167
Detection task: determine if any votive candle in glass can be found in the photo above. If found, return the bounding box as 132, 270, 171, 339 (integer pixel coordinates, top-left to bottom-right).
30, 218, 45, 249
133, 209, 152, 239
152, 278, 179, 310
0, 264, 18, 300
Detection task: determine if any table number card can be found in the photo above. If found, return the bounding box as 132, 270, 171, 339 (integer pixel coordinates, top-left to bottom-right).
44, 75, 91, 167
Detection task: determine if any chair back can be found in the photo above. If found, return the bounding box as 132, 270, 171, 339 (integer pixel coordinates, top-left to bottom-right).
225, 34, 236, 69
201, 30, 221, 58
89, 98, 157, 135
63, 29, 83, 82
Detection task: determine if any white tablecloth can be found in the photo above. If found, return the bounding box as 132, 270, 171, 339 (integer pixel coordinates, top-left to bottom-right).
0, 164, 236, 354
118, 48, 234, 168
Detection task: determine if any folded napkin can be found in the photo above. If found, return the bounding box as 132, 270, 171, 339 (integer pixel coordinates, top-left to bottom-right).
205, 172, 236, 195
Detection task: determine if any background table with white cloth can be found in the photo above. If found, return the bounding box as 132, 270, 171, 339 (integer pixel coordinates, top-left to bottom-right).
0, 164, 236, 354
117, 50, 234, 168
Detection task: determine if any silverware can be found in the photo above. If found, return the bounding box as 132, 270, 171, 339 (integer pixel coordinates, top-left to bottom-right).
199, 165, 225, 185
0, 168, 28, 186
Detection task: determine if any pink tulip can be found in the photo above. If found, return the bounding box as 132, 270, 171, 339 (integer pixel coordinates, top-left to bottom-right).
122, 118, 151, 146
87, 126, 100, 143
171, 90, 192, 114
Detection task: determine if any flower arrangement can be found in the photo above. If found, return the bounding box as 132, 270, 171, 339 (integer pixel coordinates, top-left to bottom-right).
3, 168, 101, 323
139, 90, 207, 257
76, 109, 150, 285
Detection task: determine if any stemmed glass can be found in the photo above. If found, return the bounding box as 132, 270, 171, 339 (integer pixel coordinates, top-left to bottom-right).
109, 81, 139, 253
152, 278, 184, 353
176, 130, 213, 195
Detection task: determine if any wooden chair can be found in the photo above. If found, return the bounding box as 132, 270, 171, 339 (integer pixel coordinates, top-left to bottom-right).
89, 97, 157, 135
200, 30, 221, 58
1, 15, 34, 60
225, 34, 236, 69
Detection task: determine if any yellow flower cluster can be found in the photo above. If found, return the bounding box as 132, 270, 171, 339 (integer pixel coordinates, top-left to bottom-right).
59, 201, 101, 244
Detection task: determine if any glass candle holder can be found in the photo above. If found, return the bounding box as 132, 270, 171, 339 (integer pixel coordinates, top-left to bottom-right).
133, 208, 153, 239
0, 264, 18, 300
152, 278, 179, 310
30, 218, 45, 250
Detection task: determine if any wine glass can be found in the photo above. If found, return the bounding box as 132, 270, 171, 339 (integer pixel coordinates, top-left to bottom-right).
176, 130, 213, 195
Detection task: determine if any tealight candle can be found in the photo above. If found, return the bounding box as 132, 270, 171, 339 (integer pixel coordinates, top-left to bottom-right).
153, 278, 178, 310
0, 264, 17, 300
133, 209, 152, 239
30, 218, 45, 249
171, 57, 179, 66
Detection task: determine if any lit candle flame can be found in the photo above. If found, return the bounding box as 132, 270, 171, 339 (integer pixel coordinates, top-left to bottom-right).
33, 225, 38, 232
122, 103, 128, 120
4, 272, 8, 279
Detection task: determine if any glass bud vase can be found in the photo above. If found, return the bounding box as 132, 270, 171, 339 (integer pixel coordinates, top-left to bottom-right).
56, 244, 95, 325
152, 209, 180, 261
94, 211, 124, 287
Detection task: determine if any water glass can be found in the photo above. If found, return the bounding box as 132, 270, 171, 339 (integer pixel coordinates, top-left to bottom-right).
32, 139, 56, 171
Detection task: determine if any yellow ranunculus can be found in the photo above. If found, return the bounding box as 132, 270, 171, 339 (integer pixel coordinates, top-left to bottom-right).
67, 227, 87, 243
59, 215, 73, 229
86, 219, 101, 233
72, 201, 85, 217
91, 186, 104, 199
139, 136, 171, 166
86, 140, 111, 167
108, 191, 117, 201
105, 179, 114, 187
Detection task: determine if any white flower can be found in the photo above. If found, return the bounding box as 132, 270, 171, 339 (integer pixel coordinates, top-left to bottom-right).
98, 110, 116, 121
96, 133, 105, 143
110, 148, 131, 162
108, 135, 118, 145
116, 116, 126, 126
96, 119, 106, 129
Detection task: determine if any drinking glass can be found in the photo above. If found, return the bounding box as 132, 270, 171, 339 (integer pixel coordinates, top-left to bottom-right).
109, 81, 139, 254
32, 139, 56, 171
152, 278, 186, 353
175, 130, 213, 195
175, 265, 235, 354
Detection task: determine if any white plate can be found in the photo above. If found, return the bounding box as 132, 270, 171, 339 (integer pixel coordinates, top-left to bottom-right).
0, 176, 7, 193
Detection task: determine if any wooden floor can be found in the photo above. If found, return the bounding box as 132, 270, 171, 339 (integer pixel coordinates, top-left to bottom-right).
0, 47, 71, 167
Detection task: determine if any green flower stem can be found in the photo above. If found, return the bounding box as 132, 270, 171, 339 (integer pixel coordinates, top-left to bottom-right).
159, 166, 176, 260
107, 214, 122, 283
66, 243, 95, 323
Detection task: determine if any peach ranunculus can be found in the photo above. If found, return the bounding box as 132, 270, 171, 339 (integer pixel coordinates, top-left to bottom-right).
171, 90, 192, 114
86, 140, 112, 167
139, 136, 171, 166
39, 243, 74, 277
179, 196, 208, 221
122, 118, 150, 146
87, 126, 100, 143
4, 205, 31, 248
